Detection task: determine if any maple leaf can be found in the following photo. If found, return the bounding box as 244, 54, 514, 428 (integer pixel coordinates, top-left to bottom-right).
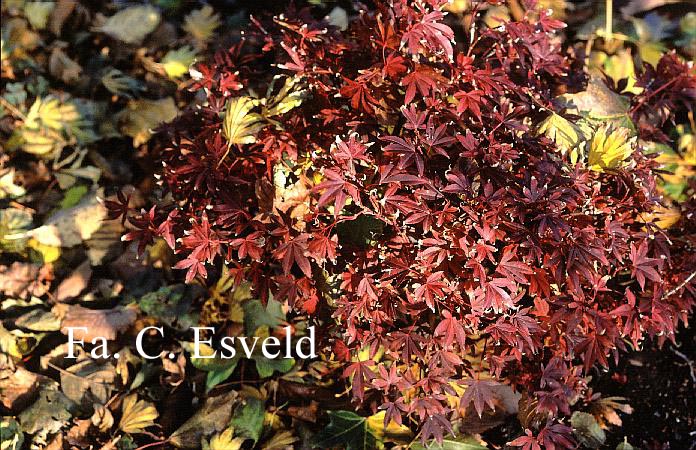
402, 10, 454, 60
509, 429, 542, 450
315, 169, 360, 216
381, 136, 425, 175
400, 67, 446, 104
434, 310, 466, 349
230, 231, 266, 261
459, 379, 498, 418
413, 271, 448, 310
454, 89, 484, 120
273, 233, 312, 278
496, 245, 534, 284
629, 241, 663, 290
382, 53, 407, 79
343, 360, 376, 402
340, 77, 378, 113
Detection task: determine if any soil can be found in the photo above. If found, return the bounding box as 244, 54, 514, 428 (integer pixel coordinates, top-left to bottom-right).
596, 324, 696, 450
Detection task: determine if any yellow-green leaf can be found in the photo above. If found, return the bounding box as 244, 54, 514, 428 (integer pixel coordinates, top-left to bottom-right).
537, 113, 587, 163
23, 2, 55, 30
588, 126, 635, 172
223, 97, 264, 146
161, 46, 197, 80
262, 76, 308, 118
119, 394, 158, 434
117, 97, 178, 146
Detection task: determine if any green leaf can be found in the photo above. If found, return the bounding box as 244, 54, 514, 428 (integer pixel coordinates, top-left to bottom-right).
138, 285, 199, 331
411, 436, 488, 450
59, 185, 89, 209
311, 411, 379, 450
183, 341, 239, 391
23, 2, 55, 30
616, 438, 635, 450
229, 397, 265, 444
222, 97, 265, 146
0, 417, 24, 450
243, 298, 285, 335
18, 386, 74, 435
571, 411, 606, 449
252, 355, 294, 378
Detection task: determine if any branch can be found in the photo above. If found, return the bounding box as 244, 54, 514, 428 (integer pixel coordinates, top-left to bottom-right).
663, 270, 696, 300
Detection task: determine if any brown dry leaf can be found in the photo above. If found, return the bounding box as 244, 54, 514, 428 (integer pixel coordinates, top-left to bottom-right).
53, 260, 92, 302
0, 361, 41, 411
58, 304, 137, 341
49, 44, 82, 84
0, 262, 52, 298
60, 359, 116, 406
48, 0, 77, 36
589, 396, 633, 429
169, 390, 239, 448
91, 403, 114, 433
162, 353, 186, 386
8, 192, 107, 247
66, 419, 92, 448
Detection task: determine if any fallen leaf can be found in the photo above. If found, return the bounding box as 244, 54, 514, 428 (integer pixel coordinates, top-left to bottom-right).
183, 5, 221, 46
117, 97, 178, 146
230, 397, 265, 443
54, 260, 92, 302
49, 44, 82, 84
119, 393, 158, 434
59, 304, 137, 341
588, 126, 635, 171
93, 5, 161, 45
18, 385, 75, 435
206, 428, 245, 450
169, 390, 239, 448
0, 262, 52, 299
0, 362, 41, 411
60, 359, 116, 406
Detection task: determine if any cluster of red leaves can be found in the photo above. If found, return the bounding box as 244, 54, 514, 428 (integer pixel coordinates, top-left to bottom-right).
107, 0, 696, 445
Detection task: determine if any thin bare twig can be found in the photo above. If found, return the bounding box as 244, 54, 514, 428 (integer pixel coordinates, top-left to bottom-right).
663, 270, 696, 300
671, 347, 696, 383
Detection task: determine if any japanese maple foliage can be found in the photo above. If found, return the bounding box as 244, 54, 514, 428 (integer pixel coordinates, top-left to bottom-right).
108, 0, 696, 445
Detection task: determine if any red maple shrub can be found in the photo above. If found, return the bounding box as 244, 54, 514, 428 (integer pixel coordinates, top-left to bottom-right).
108, 0, 696, 445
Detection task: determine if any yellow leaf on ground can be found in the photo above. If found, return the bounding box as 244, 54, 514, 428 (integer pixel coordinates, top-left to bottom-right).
207, 428, 245, 450
119, 394, 158, 434
161, 46, 197, 80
